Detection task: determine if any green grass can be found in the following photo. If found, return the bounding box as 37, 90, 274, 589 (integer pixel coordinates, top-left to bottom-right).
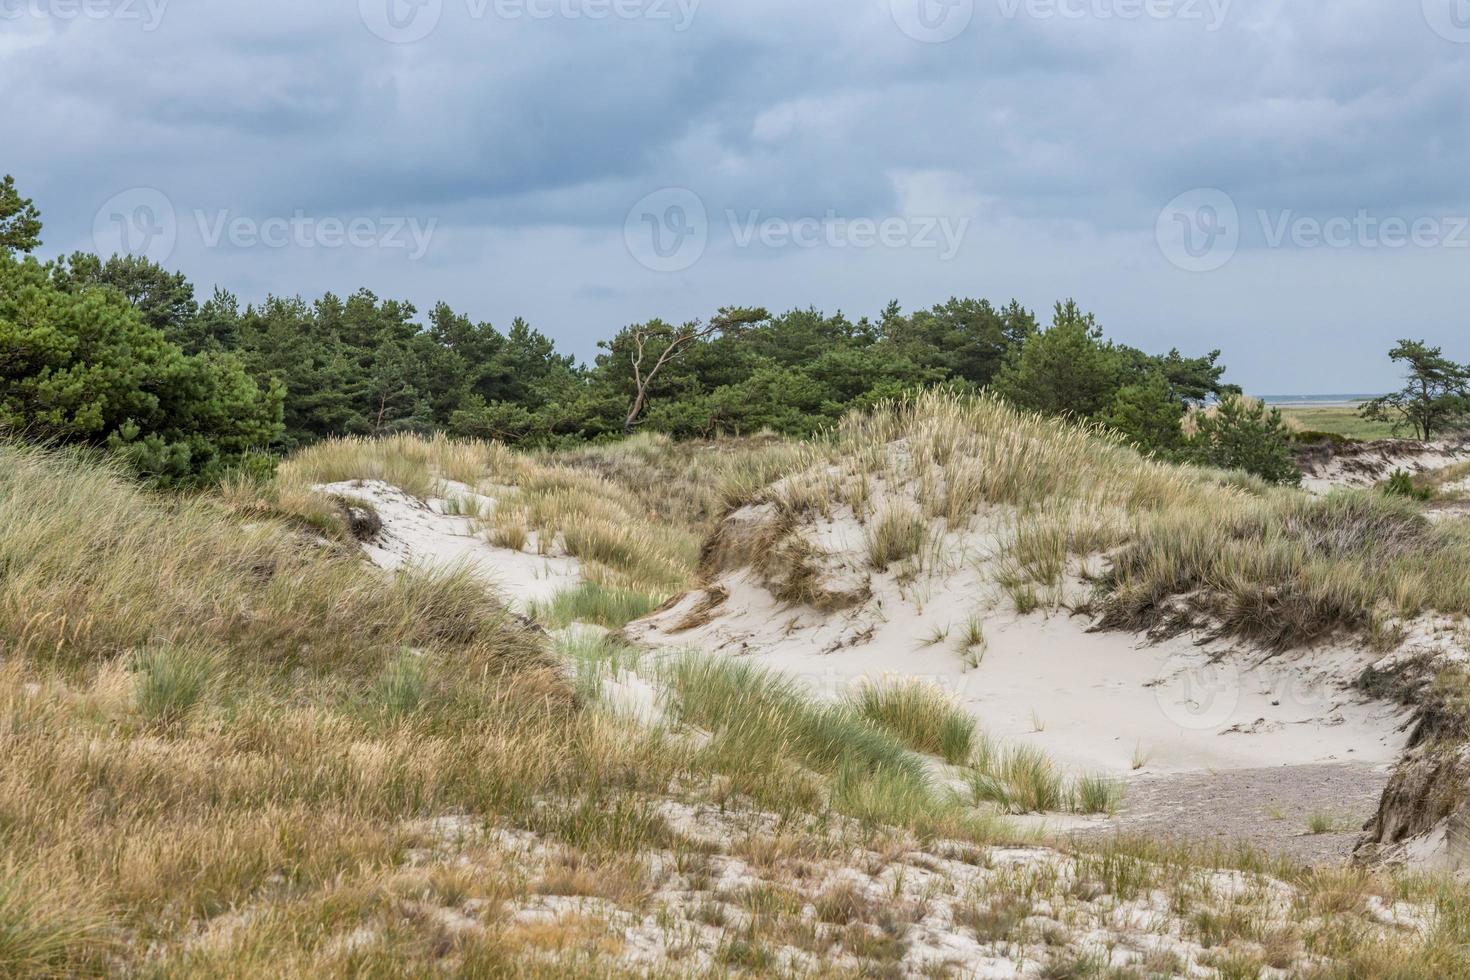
0, 876, 112, 979
1307, 812, 1339, 835
662, 656, 926, 784
845, 678, 977, 765
968, 743, 1067, 814
132, 646, 215, 726
370, 651, 432, 717
1276, 404, 1396, 441
531, 583, 661, 630
1072, 774, 1126, 816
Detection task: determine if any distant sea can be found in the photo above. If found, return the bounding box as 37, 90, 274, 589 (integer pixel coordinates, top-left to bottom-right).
1255, 394, 1383, 407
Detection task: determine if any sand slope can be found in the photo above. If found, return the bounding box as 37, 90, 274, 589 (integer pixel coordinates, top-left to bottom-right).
316, 479, 579, 611
626, 485, 1413, 859
1296, 439, 1470, 494
629, 555, 1407, 779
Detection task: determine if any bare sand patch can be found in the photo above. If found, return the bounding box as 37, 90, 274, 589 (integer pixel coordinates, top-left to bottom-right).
625, 487, 1415, 862
317, 478, 580, 611
1296, 439, 1470, 494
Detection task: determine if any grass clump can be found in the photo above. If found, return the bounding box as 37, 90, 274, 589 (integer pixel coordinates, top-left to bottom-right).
845, 678, 977, 765
1071, 773, 1126, 816
0, 875, 112, 979
968, 743, 1066, 814
371, 651, 432, 717
657, 655, 1003, 834
865, 503, 927, 571
533, 583, 660, 630
132, 646, 214, 726
1306, 812, 1341, 836
663, 656, 924, 784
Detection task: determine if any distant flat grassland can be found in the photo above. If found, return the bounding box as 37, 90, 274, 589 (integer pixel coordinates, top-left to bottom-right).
1276, 403, 1398, 441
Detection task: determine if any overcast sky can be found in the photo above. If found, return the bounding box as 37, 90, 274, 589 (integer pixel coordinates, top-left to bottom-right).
5, 0, 1468, 393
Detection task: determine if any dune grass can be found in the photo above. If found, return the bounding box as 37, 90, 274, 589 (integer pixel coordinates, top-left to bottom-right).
18, 405, 1470, 975
845, 677, 977, 765
714, 390, 1470, 651
0, 440, 1025, 973
662, 656, 927, 786
531, 583, 661, 630
132, 646, 216, 727
968, 743, 1068, 814
278, 433, 705, 600
864, 503, 928, 571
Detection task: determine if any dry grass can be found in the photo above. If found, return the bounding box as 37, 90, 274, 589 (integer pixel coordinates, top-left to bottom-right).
0, 439, 1017, 975
864, 502, 928, 571
274, 430, 805, 606
718, 389, 1470, 649
9, 409, 1470, 975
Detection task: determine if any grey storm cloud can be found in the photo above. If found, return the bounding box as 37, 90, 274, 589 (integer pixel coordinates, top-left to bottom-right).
3, 0, 1469, 391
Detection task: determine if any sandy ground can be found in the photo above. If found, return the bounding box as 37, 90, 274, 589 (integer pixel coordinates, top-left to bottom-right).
402, 799, 1428, 979
632, 570, 1408, 780
627, 497, 1413, 863
1297, 440, 1470, 494
1059, 764, 1392, 867
316, 479, 579, 611
303, 477, 1437, 969
319, 472, 1413, 864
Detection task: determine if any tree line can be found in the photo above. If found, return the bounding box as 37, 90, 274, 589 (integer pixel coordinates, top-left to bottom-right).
3, 175, 1306, 486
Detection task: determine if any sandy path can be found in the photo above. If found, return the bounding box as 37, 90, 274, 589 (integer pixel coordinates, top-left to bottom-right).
1062, 764, 1391, 866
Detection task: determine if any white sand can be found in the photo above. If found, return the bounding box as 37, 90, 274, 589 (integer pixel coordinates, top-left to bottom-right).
316, 479, 579, 611
628, 504, 1410, 782
1299, 440, 1470, 494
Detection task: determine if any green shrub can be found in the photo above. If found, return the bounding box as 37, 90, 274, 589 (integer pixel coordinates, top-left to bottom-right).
0, 252, 283, 485
1383, 469, 1433, 501
1185, 395, 1301, 486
